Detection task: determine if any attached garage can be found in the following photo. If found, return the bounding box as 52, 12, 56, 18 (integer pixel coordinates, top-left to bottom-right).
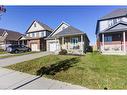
47, 41, 60, 52
31, 43, 38, 51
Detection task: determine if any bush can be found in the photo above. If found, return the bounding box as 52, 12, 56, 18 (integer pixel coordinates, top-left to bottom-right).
59, 49, 67, 55
85, 46, 93, 52
0, 49, 4, 52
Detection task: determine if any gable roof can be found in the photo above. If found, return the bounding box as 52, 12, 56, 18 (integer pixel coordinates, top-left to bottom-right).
54, 26, 85, 37
47, 22, 70, 38
46, 22, 86, 40
26, 20, 53, 33
100, 21, 127, 33
0, 28, 23, 41
100, 8, 127, 20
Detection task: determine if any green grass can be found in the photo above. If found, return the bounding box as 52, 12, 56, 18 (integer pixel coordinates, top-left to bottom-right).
0, 52, 38, 59
0, 51, 7, 54
6, 52, 127, 89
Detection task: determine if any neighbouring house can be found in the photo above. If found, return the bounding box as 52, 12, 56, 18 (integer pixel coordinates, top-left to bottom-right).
20, 20, 53, 51
96, 8, 127, 55
0, 28, 23, 50
46, 22, 90, 54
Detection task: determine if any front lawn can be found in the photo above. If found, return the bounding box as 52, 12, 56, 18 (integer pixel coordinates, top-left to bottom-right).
0, 51, 7, 54
6, 52, 127, 89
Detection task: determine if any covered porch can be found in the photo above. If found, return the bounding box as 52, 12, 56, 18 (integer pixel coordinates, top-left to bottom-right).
47, 34, 85, 54
100, 31, 127, 55
59, 35, 84, 54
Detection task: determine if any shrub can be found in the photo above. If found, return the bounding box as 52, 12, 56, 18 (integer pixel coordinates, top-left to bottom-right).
0, 49, 4, 52
85, 46, 93, 52
59, 49, 67, 55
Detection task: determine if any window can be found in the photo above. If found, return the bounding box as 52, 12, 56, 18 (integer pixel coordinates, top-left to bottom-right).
108, 18, 122, 27
108, 20, 114, 27
26, 34, 29, 37
34, 23, 36, 27
32, 33, 35, 37
62, 27, 65, 30
30, 33, 36, 37
39, 32, 45, 37
104, 36, 112, 42
71, 37, 78, 44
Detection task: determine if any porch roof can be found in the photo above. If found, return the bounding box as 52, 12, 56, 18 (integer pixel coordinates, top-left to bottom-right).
100, 21, 127, 34
20, 36, 43, 40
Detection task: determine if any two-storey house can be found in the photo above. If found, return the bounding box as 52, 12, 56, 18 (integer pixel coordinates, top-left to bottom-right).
20, 20, 53, 51
96, 8, 127, 55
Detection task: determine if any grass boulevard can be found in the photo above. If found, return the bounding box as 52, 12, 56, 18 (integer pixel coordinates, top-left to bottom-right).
6, 52, 127, 89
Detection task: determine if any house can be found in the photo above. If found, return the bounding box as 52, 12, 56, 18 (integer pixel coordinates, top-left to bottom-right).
96, 8, 127, 55
20, 20, 53, 51
46, 22, 90, 54
0, 28, 23, 50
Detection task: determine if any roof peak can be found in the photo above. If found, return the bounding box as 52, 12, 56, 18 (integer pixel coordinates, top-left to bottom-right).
61, 21, 70, 26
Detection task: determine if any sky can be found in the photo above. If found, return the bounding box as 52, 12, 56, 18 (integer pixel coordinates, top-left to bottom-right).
1, 6, 127, 45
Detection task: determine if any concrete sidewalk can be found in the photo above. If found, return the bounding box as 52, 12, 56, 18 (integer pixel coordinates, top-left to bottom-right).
0, 67, 86, 89
0, 52, 52, 67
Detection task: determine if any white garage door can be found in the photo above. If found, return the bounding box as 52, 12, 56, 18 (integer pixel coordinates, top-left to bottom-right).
31, 44, 38, 51
49, 42, 59, 52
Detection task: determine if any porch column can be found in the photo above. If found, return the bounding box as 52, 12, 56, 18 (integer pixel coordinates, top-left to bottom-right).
123, 32, 126, 52
18, 41, 20, 45
81, 35, 84, 54
102, 33, 104, 51
22, 40, 24, 45
62, 37, 64, 49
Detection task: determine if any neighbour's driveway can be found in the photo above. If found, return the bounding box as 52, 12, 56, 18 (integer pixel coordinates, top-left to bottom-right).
0, 53, 14, 57
0, 52, 52, 67
0, 67, 86, 89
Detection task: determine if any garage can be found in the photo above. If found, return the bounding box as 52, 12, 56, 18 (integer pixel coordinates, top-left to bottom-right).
49, 42, 59, 52
31, 43, 38, 51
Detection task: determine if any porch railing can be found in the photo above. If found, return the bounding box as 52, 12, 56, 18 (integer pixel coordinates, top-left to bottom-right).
100, 44, 124, 52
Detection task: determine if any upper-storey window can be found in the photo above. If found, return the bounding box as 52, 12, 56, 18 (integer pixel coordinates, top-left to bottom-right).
32, 33, 35, 37
29, 32, 36, 37
108, 18, 122, 27
26, 34, 29, 37
39, 31, 45, 37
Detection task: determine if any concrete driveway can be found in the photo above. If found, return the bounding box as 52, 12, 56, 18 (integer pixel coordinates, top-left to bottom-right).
0, 52, 52, 67
0, 67, 86, 89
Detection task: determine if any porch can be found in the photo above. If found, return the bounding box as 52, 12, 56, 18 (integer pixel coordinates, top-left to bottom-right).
100, 31, 127, 55
59, 35, 84, 54
47, 35, 85, 54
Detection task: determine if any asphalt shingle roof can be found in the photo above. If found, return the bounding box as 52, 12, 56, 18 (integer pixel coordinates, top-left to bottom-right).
0, 28, 23, 41
36, 21, 53, 32
54, 26, 85, 37
100, 8, 127, 20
